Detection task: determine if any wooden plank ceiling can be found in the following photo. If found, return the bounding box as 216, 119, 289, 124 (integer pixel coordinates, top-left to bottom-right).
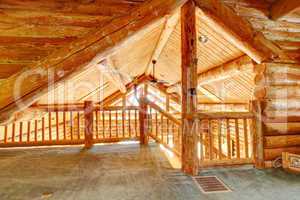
1, 0, 300, 110
0, 0, 146, 79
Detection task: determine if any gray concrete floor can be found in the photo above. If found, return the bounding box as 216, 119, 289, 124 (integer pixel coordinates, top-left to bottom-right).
0, 143, 299, 200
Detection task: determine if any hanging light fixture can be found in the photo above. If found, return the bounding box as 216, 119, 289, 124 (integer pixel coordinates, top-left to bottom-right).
199, 35, 208, 44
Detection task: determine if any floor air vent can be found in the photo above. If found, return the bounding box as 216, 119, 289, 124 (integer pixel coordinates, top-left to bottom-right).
193, 176, 231, 194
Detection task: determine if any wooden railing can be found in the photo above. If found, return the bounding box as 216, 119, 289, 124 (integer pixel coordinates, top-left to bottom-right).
93, 106, 140, 142
188, 112, 255, 167
145, 100, 182, 156
0, 103, 140, 148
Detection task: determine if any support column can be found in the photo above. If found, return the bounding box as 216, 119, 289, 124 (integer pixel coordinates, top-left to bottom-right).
139, 98, 148, 145
181, 1, 199, 175
84, 101, 94, 148
251, 100, 265, 168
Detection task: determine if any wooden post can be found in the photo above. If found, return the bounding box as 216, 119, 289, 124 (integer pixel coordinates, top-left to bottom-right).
139, 84, 148, 145
139, 98, 148, 145
84, 101, 94, 148
181, 1, 199, 175
251, 100, 265, 169
166, 94, 170, 112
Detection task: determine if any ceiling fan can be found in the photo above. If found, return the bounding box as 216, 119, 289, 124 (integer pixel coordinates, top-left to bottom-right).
149, 60, 170, 86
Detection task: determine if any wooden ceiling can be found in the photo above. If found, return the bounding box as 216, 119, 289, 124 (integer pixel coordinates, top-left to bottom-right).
0, 0, 146, 79
0, 0, 300, 118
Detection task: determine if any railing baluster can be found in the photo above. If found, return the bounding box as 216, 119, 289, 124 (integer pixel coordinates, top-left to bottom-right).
135, 109, 137, 137
128, 110, 131, 138
42, 117, 45, 142
77, 112, 80, 140
63, 112, 66, 140
70, 112, 73, 140
208, 120, 213, 160
166, 118, 169, 145
161, 115, 164, 142
160, 114, 164, 142
155, 111, 158, 137
102, 111, 105, 138
116, 111, 119, 138
96, 111, 99, 139
4, 125, 7, 144
49, 112, 52, 141
149, 107, 152, 133
56, 111, 59, 141
109, 111, 112, 138
122, 110, 125, 138
27, 121, 31, 142
34, 120, 38, 142
172, 122, 175, 146
235, 119, 240, 159
19, 122, 23, 143
217, 119, 222, 159
226, 119, 231, 159
244, 118, 249, 158
199, 120, 204, 161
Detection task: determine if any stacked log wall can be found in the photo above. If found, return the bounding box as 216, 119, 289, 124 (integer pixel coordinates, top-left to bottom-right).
255, 62, 300, 164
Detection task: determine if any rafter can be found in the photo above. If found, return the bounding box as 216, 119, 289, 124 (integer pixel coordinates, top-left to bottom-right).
270, 0, 300, 20
97, 59, 127, 94
198, 55, 254, 86
0, 0, 187, 123
167, 55, 254, 99
145, 11, 180, 75
99, 75, 149, 107
0, 64, 27, 79
198, 87, 222, 102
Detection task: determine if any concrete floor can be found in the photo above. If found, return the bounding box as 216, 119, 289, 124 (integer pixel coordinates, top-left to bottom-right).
0, 143, 299, 200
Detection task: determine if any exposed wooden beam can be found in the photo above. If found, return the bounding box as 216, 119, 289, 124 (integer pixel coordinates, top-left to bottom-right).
270, 0, 300, 20
99, 74, 149, 107
167, 56, 254, 100
181, 1, 199, 175
0, 0, 188, 124
97, 59, 127, 93
0, 0, 138, 16
146, 11, 180, 75
0, 36, 77, 48
193, 0, 278, 63
166, 83, 222, 102
0, 64, 27, 79
198, 87, 222, 102
0, 9, 113, 28
198, 55, 254, 86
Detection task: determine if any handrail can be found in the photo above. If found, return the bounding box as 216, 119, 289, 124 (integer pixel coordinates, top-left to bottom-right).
144, 99, 181, 125
186, 112, 254, 120
31, 104, 139, 112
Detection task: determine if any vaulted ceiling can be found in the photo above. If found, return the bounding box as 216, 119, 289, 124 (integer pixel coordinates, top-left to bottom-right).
0, 0, 299, 122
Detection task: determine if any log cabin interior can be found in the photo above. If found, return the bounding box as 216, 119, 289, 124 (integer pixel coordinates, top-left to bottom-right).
0, 0, 300, 199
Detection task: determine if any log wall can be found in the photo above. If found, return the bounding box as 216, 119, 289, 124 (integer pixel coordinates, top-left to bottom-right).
255, 62, 300, 165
